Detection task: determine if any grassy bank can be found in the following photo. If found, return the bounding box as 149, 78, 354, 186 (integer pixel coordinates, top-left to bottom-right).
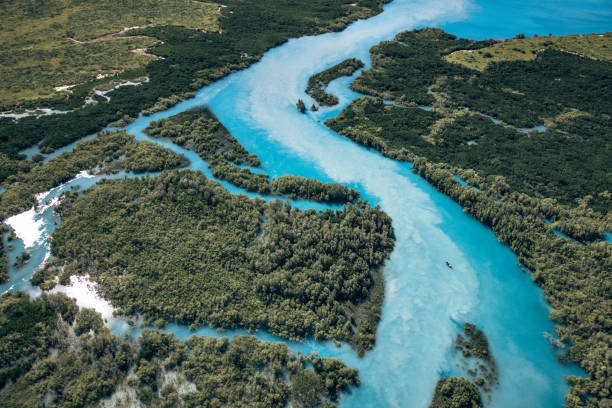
0, 0, 388, 167
0, 0, 220, 108
445, 32, 612, 71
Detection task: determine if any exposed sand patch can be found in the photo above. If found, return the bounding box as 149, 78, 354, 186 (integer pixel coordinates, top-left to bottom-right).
54, 84, 76, 92
4, 171, 95, 248
51, 274, 114, 321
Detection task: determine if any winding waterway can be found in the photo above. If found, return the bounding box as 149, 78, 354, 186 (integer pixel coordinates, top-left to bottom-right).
3, 0, 611, 406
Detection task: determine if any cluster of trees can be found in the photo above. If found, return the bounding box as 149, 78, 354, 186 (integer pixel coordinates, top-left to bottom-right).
545, 195, 609, 242
147, 108, 362, 203
352, 28, 611, 128
350, 28, 493, 105
271, 175, 359, 202
443, 48, 611, 128
329, 98, 612, 213
445, 33, 612, 72
45, 170, 394, 353
332, 100, 612, 216
212, 163, 272, 193
306, 58, 365, 106
216, 165, 363, 203
0, 67, 157, 157
455, 323, 491, 361
0, 291, 359, 407
297, 99, 307, 113
454, 323, 497, 394
327, 29, 612, 212
251, 198, 393, 354
121, 139, 188, 173
13, 250, 31, 268
0, 130, 186, 220
146, 107, 273, 193
0, 152, 26, 184
0, 0, 221, 110
0, 224, 8, 283
429, 377, 482, 408
146, 108, 261, 168
142, 92, 196, 115
325, 96, 440, 153
178, 334, 358, 407
410, 157, 611, 406
0, 290, 131, 407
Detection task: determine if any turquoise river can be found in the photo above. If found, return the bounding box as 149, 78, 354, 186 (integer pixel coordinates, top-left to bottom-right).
2, 0, 610, 406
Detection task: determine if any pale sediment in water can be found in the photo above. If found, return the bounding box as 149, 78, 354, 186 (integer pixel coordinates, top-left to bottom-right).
4, 207, 45, 249
4, 171, 95, 249
0, 108, 71, 119
51, 274, 115, 321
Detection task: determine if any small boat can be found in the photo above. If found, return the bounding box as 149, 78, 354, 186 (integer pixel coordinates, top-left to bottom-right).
445, 261, 452, 268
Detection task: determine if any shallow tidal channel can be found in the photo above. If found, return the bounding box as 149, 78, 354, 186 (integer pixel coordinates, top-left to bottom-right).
3, 0, 611, 406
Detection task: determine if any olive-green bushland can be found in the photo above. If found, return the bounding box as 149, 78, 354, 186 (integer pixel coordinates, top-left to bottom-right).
306, 58, 365, 106
0, 131, 187, 220
47, 170, 394, 354
327, 28, 612, 406
0, 292, 360, 407
429, 377, 482, 408
146, 108, 360, 202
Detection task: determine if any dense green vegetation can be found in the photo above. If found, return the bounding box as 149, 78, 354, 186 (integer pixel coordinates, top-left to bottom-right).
127, 329, 359, 407
212, 164, 272, 193
0, 131, 186, 220
328, 29, 612, 213
350, 29, 489, 105
306, 58, 364, 106
176, 334, 358, 407
443, 49, 611, 128
145, 107, 276, 193
145, 107, 272, 192
0, 224, 8, 283
146, 108, 360, 203
121, 139, 188, 173
429, 377, 482, 408
13, 251, 31, 269
326, 97, 440, 152
146, 108, 261, 168
455, 323, 491, 362
0, 291, 79, 390
327, 97, 611, 213
272, 175, 360, 203
0, 0, 388, 177
0, 292, 359, 407
2, 330, 129, 408
46, 170, 394, 353
328, 28, 612, 406
297, 99, 307, 113
351, 28, 611, 128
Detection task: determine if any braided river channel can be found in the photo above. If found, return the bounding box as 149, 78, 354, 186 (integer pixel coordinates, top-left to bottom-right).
2, 0, 610, 406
